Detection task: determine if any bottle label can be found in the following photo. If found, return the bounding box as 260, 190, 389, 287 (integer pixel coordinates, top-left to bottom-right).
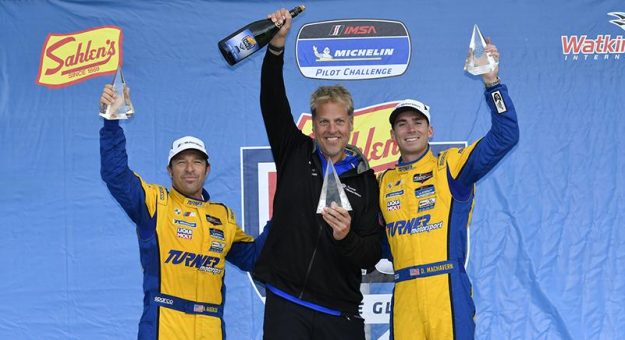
224, 29, 259, 62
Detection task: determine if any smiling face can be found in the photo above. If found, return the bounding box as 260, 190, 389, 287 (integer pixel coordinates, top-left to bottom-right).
312, 101, 353, 164
391, 110, 433, 163
167, 149, 210, 200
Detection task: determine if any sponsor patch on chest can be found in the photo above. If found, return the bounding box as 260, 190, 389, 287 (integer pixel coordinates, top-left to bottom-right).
173, 219, 197, 228
205, 214, 222, 226
209, 241, 225, 253
385, 189, 404, 198
177, 228, 193, 239
413, 171, 433, 183
210, 228, 225, 240
386, 200, 401, 211
417, 198, 436, 212
414, 185, 435, 198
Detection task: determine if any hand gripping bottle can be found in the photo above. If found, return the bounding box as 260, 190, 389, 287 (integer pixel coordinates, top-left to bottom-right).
218, 5, 305, 65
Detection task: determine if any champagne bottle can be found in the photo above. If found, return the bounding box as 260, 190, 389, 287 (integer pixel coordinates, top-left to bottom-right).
218, 5, 305, 65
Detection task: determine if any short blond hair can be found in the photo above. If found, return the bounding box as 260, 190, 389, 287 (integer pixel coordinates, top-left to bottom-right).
310, 85, 354, 118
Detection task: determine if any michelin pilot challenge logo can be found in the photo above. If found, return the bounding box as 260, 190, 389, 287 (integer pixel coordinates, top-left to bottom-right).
296, 20, 411, 80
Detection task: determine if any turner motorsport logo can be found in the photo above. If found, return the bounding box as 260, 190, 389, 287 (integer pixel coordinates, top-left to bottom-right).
296, 20, 410, 80
561, 12, 625, 61
36, 26, 122, 88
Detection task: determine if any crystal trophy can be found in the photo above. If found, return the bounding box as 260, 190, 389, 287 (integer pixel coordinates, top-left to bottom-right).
316, 157, 352, 213
464, 25, 498, 75
99, 67, 134, 120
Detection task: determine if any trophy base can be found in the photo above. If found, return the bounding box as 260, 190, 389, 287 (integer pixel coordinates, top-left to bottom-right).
464, 55, 498, 76
99, 112, 130, 120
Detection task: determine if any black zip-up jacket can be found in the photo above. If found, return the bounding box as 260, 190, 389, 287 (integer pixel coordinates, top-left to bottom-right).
253, 50, 381, 315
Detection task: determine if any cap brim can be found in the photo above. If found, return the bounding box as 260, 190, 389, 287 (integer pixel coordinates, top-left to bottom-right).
389, 107, 429, 126
168, 146, 209, 164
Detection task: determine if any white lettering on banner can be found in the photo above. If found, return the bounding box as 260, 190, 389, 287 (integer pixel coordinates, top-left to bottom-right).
358, 293, 392, 324
303, 65, 405, 80
334, 48, 394, 58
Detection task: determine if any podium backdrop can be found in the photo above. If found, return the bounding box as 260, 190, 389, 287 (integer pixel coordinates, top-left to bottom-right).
1, 1, 623, 339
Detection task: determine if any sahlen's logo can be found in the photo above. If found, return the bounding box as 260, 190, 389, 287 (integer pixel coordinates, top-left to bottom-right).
36, 26, 122, 88
561, 12, 625, 61
296, 20, 411, 80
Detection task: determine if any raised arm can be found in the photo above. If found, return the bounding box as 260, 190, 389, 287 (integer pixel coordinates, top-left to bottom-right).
99, 85, 154, 238
450, 41, 520, 198
259, 8, 308, 163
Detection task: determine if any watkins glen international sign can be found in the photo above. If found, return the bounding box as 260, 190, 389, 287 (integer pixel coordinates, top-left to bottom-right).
36, 26, 122, 88
561, 12, 625, 61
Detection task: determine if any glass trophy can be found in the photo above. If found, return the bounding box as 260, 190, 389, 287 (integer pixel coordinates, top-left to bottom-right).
99, 67, 134, 120
316, 157, 353, 213
464, 24, 498, 75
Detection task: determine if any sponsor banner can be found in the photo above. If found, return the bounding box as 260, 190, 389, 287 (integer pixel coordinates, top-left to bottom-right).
296, 20, 410, 80
36, 26, 122, 88
561, 12, 625, 61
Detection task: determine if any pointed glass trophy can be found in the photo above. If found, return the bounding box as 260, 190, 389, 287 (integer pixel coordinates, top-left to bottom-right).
464, 25, 498, 75
99, 67, 134, 120
316, 157, 352, 213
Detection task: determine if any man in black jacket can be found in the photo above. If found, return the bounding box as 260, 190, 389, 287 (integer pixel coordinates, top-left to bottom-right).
253, 8, 381, 340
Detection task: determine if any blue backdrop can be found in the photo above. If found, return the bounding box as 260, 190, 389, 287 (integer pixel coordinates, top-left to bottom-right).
1, 1, 624, 339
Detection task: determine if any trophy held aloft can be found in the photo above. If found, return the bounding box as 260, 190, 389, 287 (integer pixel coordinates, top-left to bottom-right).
464, 25, 498, 76
99, 67, 134, 120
